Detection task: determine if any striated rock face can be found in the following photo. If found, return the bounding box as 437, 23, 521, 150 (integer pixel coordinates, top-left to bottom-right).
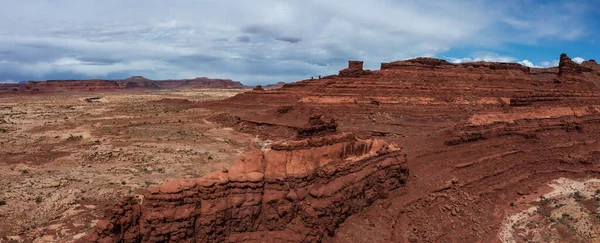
264, 82, 287, 89
82, 125, 408, 243
381, 57, 530, 72
558, 53, 594, 75
582, 59, 600, 71
296, 115, 338, 139
198, 53, 600, 241
381, 57, 454, 70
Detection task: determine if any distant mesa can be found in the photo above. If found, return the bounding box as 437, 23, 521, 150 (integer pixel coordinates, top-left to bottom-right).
253, 85, 265, 91
123, 76, 151, 81
264, 82, 286, 89
0, 76, 245, 94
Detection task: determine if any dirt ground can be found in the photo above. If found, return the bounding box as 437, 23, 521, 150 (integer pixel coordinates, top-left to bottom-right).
0, 89, 251, 242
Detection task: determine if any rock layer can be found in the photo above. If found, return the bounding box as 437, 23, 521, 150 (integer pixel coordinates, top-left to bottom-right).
82, 124, 408, 242
198, 53, 600, 242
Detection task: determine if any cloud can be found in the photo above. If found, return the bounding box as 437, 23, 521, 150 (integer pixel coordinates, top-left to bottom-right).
236, 36, 252, 43
518, 60, 535, 67
0, 0, 596, 84
274, 36, 302, 44
572, 57, 585, 64
449, 52, 564, 68
449, 52, 516, 63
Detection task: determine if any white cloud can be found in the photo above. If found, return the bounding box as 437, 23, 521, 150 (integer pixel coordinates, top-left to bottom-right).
449, 52, 516, 64
572, 57, 585, 64
518, 60, 536, 67
449, 53, 562, 68
539, 60, 560, 68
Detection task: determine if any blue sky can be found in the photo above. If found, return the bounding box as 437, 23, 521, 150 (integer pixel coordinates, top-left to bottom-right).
0, 0, 599, 85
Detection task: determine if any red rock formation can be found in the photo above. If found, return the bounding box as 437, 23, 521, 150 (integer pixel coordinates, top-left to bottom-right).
253, 85, 265, 91
264, 82, 287, 89
339, 61, 372, 77
82, 121, 408, 243
558, 53, 594, 75
296, 115, 338, 138
381, 57, 454, 70
582, 59, 600, 71
198, 53, 600, 242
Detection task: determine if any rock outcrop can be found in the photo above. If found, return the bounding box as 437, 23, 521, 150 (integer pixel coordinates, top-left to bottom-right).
558, 53, 594, 75
338, 61, 372, 77
253, 85, 265, 91
582, 59, 600, 71
296, 115, 338, 139
264, 82, 287, 89
82, 119, 408, 243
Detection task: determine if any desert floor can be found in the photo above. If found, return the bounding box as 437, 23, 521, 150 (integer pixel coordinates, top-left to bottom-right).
0, 89, 252, 242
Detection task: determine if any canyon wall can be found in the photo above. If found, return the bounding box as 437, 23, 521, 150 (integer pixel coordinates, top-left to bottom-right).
198, 53, 600, 242
82, 121, 408, 243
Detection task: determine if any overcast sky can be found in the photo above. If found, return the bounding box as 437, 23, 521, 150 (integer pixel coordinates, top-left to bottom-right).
1, 0, 599, 85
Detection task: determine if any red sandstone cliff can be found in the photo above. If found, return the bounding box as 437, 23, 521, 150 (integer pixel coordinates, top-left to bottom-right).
197, 53, 600, 242
82, 117, 408, 243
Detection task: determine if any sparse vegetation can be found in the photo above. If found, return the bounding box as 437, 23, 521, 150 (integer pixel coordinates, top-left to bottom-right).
0, 200, 6, 206
35, 196, 42, 204
67, 134, 83, 141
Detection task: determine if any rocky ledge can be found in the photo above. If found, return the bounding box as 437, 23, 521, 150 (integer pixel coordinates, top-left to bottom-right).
81, 117, 408, 243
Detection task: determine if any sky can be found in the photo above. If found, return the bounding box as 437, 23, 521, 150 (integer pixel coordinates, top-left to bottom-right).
1, 0, 599, 85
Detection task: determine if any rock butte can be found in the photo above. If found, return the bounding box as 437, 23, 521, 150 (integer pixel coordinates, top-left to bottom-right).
84, 53, 600, 242
81, 116, 408, 242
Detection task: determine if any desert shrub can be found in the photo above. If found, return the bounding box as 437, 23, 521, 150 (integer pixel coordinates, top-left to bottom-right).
67, 134, 83, 141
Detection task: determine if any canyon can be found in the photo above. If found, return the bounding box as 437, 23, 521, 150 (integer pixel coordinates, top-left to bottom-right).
3, 53, 600, 242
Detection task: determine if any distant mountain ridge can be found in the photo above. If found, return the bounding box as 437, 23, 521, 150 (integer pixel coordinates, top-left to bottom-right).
0, 76, 246, 93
